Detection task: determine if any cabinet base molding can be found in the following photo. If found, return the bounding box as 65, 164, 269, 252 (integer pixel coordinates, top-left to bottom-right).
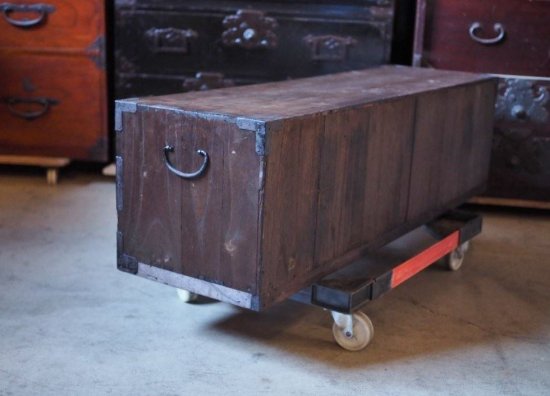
470, 196, 550, 210
0, 155, 70, 185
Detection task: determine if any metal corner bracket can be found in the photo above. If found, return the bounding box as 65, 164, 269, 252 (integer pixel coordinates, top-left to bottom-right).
115, 100, 138, 132
235, 117, 279, 156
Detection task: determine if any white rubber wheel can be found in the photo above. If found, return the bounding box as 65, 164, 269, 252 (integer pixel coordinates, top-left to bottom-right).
445, 241, 470, 271
332, 311, 374, 351
177, 289, 199, 303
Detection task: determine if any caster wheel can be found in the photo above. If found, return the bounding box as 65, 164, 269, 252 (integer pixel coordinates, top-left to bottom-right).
332, 311, 374, 351
445, 241, 470, 271
177, 289, 199, 303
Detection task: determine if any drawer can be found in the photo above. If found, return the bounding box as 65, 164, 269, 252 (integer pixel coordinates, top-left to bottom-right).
124, 0, 392, 6
485, 76, 550, 201
0, 51, 107, 160
115, 71, 264, 99
0, 0, 104, 50
115, 7, 392, 82
423, 0, 550, 77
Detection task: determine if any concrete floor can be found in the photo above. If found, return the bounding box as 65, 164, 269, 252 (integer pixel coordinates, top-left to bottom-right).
0, 167, 549, 396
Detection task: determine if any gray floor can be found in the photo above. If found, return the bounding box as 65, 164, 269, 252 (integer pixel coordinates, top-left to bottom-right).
1, 169, 549, 396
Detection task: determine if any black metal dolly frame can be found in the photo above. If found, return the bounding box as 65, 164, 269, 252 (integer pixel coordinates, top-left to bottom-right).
178, 209, 481, 351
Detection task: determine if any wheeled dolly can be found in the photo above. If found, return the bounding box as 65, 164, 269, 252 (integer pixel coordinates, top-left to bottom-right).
178, 210, 482, 352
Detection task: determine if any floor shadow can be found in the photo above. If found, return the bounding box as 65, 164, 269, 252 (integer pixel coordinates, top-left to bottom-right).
207, 239, 550, 368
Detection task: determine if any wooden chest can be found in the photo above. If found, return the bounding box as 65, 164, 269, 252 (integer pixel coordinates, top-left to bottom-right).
413, 0, 550, 206
114, 0, 395, 98
0, 0, 108, 161
116, 65, 497, 310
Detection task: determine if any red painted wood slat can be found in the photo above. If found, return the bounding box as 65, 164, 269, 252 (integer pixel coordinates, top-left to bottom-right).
391, 231, 460, 288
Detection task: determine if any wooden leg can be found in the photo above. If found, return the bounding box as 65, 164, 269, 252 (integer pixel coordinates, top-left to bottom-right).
0, 155, 69, 185
470, 196, 550, 210
46, 168, 58, 185
102, 163, 116, 177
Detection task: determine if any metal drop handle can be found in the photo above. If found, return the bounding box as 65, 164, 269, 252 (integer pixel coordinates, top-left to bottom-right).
469, 22, 505, 45
4, 96, 59, 120
0, 3, 56, 28
163, 145, 209, 179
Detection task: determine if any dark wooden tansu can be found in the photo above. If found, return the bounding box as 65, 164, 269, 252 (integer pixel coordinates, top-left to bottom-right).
116, 65, 497, 310
114, 0, 395, 98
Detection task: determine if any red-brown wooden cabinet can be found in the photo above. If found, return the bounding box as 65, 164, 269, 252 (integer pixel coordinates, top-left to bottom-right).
0, 0, 108, 162
414, 0, 550, 207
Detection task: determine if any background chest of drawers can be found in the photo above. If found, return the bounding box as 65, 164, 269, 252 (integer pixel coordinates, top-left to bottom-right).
0, 0, 108, 162
114, 0, 395, 98
414, 0, 550, 207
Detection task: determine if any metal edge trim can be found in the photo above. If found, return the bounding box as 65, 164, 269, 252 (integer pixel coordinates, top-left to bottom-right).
236, 118, 268, 156
137, 263, 254, 310
114, 100, 138, 132
115, 156, 123, 211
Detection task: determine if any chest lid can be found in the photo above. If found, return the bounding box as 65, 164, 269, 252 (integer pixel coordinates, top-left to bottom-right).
133, 65, 496, 122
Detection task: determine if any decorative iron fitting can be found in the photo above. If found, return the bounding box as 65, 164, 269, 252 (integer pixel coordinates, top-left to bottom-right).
116, 156, 124, 211
496, 79, 549, 124
86, 35, 106, 70
118, 254, 138, 274
304, 35, 357, 61
222, 9, 278, 49
145, 27, 198, 54
182, 72, 235, 91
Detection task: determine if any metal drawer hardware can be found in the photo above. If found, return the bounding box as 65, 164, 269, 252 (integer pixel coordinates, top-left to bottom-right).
3, 96, 59, 120
182, 72, 235, 91
468, 22, 505, 45
493, 79, 549, 174
145, 27, 198, 54
496, 79, 549, 123
222, 9, 278, 49
0, 3, 55, 28
163, 145, 209, 179
304, 35, 357, 61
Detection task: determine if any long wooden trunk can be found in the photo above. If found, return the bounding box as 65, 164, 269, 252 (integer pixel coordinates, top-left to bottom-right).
116, 65, 497, 310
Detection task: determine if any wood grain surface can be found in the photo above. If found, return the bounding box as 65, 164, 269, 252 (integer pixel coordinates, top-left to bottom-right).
315, 98, 415, 266
135, 66, 494, 121
408, 81, 496, 221
119, 107, 261, 293
260, 115, 324, 305
0, 51, 107, 160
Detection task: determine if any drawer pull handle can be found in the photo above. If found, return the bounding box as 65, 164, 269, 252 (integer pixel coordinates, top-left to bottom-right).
4, 96, 59, 120
145, 27, 198, 54
182, 72, 235, 92
163, 145, 209, 179
0, 3, 56, 28
469, 22, 505, 45
304, 35, 358, 61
